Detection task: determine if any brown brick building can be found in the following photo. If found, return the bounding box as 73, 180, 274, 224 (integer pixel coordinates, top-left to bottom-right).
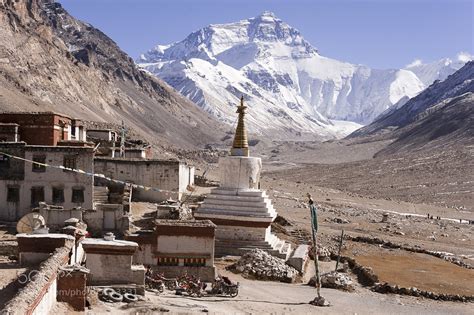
0, 112, 85, 145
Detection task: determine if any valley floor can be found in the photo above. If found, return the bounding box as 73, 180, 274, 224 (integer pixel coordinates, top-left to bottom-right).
87, 259, 472, 315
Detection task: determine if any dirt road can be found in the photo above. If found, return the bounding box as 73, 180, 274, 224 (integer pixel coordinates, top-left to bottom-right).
89, 262, 473, 314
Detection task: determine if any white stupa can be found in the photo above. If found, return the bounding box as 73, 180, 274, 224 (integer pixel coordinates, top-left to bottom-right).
195, 96, 292, 259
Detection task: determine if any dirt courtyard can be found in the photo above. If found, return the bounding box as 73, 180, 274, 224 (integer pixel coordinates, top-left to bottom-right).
87, 260, 473, 315
343, 242, 474, 296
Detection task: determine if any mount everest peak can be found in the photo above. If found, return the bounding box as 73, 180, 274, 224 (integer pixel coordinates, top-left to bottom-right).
138, 12, 468, 140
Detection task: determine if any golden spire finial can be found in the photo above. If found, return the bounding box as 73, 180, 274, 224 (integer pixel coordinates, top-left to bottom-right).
231, 95, 249, 157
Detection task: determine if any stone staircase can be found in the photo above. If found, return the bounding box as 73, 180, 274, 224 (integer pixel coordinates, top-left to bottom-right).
215, 235, 292, 260
93, 186, 109, 208
197, 189, 277, 219
197, 188, 292, 261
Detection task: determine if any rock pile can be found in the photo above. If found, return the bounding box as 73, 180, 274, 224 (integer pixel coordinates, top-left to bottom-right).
372, 283, 474, 302
309, 271, 355, 292
308, 245, 332, 261
227, 249, 298, 283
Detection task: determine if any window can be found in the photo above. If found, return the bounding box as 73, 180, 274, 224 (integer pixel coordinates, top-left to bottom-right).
63, 155, 76, 169
157, 257, 179, 266
7, 186, 20, 203
184, 258, 206, 267
52, 187, 64, 204
72, 187, 84, 203
31, 187, 44, 207
0, 154, 9, 170
63, 155, 77, 171
32, 155, 46, 172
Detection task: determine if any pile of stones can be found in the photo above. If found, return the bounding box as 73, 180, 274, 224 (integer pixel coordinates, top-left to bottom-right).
309, 271, 355, 292
227, 249, 298, 283
372, 283, 473, 302
308, 245, 332, 261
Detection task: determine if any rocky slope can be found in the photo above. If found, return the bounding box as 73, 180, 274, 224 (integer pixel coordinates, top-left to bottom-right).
351, 61, 473, 134
0, 0, 224, 149
348, 62, 473, 155
138, 11, 468, 139
377, 92, 473, 155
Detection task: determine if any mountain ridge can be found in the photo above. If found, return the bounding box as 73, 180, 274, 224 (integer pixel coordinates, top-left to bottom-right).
138, 11, 468, 140
0, 0, 224, 150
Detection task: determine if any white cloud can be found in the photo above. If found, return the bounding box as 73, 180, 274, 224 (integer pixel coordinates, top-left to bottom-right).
457, 51, 473, 63
405, 59, 423, 68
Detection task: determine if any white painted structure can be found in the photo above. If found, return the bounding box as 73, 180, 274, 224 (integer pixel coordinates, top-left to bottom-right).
0, 143, 94, 221
94, 157, 194, 202
195, 155, 291, 259
127, 220, 216, 281
111, 148, 147, 159
82, 237, 145, 287
86, 129, 117, 141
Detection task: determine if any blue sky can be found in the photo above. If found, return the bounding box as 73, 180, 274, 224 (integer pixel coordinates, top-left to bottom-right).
59, 0, 473, 69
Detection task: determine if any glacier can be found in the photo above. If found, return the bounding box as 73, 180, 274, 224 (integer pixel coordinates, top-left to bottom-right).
138, 11, 469, 140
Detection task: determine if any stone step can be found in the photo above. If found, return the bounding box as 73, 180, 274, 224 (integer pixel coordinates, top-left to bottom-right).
273, 239, 285, 252
211, 189, 268, 198
200, 202, 269, 212
204, 197, 271, 208
206, 193, 266, 203
215, 236, 292, 261
197, 208, 275, 218
215, 239, 270, 247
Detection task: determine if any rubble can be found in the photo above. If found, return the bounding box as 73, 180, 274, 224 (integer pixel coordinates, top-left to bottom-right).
227, 249, 298, 283
308, 245, 332, 262
326, 217, 350, 224
308, 271, 355, 292
372, 283, 474, 302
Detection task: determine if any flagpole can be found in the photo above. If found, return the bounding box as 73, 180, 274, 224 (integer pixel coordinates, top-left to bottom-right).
308, 193, 328, 307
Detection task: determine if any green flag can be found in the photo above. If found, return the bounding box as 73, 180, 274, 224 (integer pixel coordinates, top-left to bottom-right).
310, 204, 318, 234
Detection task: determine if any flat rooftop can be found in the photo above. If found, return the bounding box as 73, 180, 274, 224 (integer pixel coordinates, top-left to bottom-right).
155, 219, 216, 228
0, 111, 75, 120
0, 142, 94, 152
94, 157, 183, 165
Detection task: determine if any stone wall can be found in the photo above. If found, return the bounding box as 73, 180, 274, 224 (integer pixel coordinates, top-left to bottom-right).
83, 204, 130, 236
56, 266, 89, 311
0, 143, 94, 221
127, 220, 216, 281
94, 158, 193, 202
1, 245, 72, 315
81, 238, 145, 288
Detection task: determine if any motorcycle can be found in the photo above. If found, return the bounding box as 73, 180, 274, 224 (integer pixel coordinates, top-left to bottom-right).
145, 275, 165, 293
155, 273, 179, 290
176, 273, 205, 297
211, 276, 239, 297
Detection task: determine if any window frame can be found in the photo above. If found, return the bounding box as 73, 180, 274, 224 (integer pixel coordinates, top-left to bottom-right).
52, 187, 65, 204
32, 155, 46, 173
71, 187, 85, 203
63, 155, 77, 171
0, 154, 10, 170
30, 186, 45, 207
7, 186, 20, 203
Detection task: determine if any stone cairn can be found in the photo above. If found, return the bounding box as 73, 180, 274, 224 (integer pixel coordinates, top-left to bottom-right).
227, 249, 298, 283
309, 271, 355, 292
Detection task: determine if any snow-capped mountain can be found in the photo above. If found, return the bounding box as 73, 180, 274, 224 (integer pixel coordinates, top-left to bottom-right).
138, 11, 468, 139
352, 61, 474, 138
403, 52, 472, 87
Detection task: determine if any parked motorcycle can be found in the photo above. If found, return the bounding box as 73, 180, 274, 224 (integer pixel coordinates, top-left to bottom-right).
144, 267, 165, 293
155, 273, 179, 290
211, 276, 239, 297
145, 275, 165, 293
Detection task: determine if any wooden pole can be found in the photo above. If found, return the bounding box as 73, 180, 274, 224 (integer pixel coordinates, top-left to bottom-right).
335, 229, 344, 272
312, 227, 321, 298
308, 194, 328, 306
